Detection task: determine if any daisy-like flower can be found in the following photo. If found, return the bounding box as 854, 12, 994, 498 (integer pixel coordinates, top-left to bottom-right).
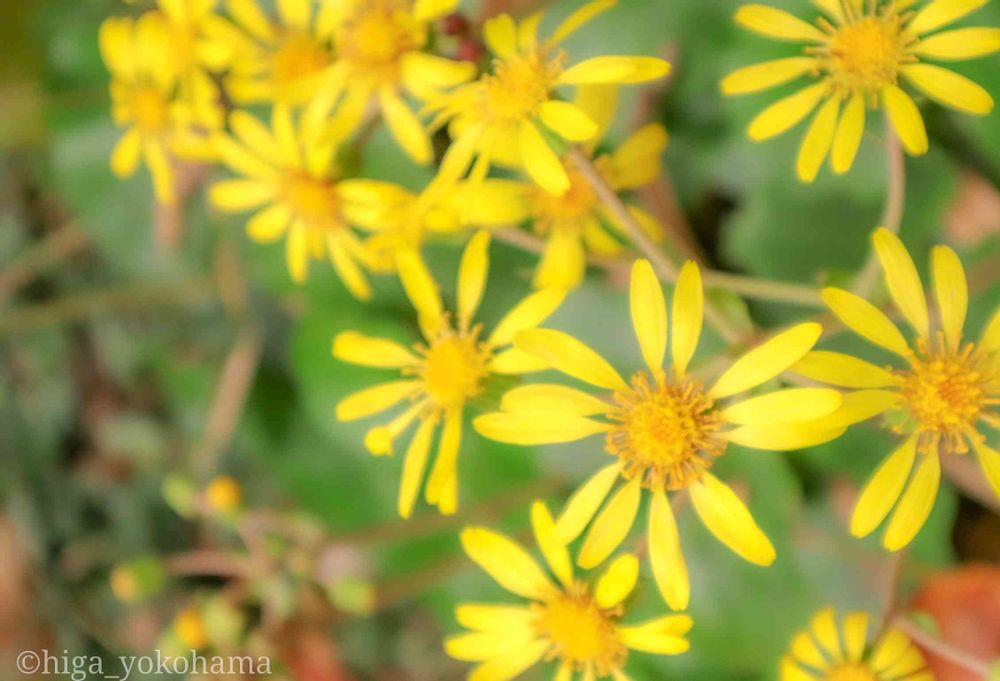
102, 12, 215, 204
424, 0, 670, 195
206, 0, 335, 105
792, 227, 1000, 551
448, 500, 691, 680
209, 104, 373, 296
475, 259, 844, 609
722, 0, 1000, 182
314, 0, 477, 164
780, 607, 931, 681
332, 232, 566, 516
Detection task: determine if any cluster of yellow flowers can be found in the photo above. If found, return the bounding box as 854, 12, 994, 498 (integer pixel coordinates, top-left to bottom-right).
100, 0, 1000, 678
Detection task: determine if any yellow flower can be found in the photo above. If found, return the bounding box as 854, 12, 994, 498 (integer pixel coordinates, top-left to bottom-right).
315, 0, 477, 164
332, 232, 566, 516
475, 259, 844, 609
209, 104, 373, 296
101, 12, 211, 204
723, 0, 1000, 182
206, 0, 336, 105
780, 607, 931, 681
792, 226, 1000, 551
447, 500, 691, 680
173, 606, 208, 650
425, 0, 670, 195
204, 475, 242, 513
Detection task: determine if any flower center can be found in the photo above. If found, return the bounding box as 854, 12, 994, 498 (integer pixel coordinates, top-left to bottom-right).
822, 14, 908, 94
483, 51, 563, 123
284, 174, 340, 229
606, 372, 725, 490
533, 586, 627, 676
132, 86, 170, 132
273, 33, 332, 86
336, 1, 422, 80
531, 166, 598, 228
825, 664, 879, 681
897, 340, 997, 455
418, 328, 490, 408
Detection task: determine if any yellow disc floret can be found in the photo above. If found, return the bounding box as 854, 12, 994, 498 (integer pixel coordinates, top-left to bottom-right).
821, 13, 910, 96
533, 584, 627, 676
283, 174, 340, 229
416, 326, 490, 409
484, 52, 564, 123
607, 372, 725, 490
131, 86, 171, 132
336, 0, 423, 82
273, 33, 331, 86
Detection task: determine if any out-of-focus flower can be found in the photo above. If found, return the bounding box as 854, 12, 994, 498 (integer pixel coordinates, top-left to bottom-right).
476, 259, 843, 609
205, 0, 336, 105
779, 607, 931, 681
723, 0, 1000, 182
209, 104, 373, 295
205, 475, 242, 513
332, 232, 565, 516
447, 501, 691, 679
173, 606, 208, 650
425, 0, 670, 195
110, 556, 166, 603
101, 12, 216, 203
314, 0, 477, 164
793, 227, 1000, 551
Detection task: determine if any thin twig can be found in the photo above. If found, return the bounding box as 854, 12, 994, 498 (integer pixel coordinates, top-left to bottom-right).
894, 616, 992, 679
165, 550, 254, 578
0, 222, 89, 307
852, 128, 906, 296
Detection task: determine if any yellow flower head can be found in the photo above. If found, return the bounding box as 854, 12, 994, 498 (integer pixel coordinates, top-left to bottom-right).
173, 606, 208, 650
332, 232, 566, 516
207, 0, 336, 105
204, 475, 242, 513
780, 607, 930, 681
447, 500, 691, 679
425, 0, 670, 195
101, 12, 196, 204
210, 104, 373, 296
476, 259, 843, 609
723, 0, 1000, 182
316, 0, 477, 164
794, 227, 1000, 551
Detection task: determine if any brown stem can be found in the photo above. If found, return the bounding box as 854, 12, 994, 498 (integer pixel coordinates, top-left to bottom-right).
0, 222, 89, 307
852, 127, 905, 297
166, 550, 254, 578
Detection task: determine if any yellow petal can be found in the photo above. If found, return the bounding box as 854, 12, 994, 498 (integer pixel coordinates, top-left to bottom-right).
842, 612, 869, 662
974, 441, 1000, 502
981, 304, 1000, 353
425, 407, 462, 514
398, 414, 438, 518
412, 0, 460, 22
489, 288, 566, 347
578, 477, 642, 569
810, 607, 842, 658
459, 526, 555, 599
710, 323, 822, 398
724, 422, 846, 450
534, 226, 585, 290
611, 124, 668, 188
539, 100, 598, 141
671, 261, 703, 378
883, 452, 940, 551
821, 287, 912, 357
445, 630, 536, 661
617, 615, 693, 655
690, 473, 776, 565
489, 347, 550, 374
215, 133, 279, 180
649, 488, 689, 610
397, 249, 444, 333
883, 85, 928, 155
365, 401, 425, 456
336, 381, 419, 421
797, 94, 840, 183
902, 63, 994, 115
500, 384, 609, 416
807, 389, 900, 430
630, 259, 668, 373
380, 87, 433, 165
277, 0, 310, 28
557, 56, 670, 85
550, 0, 616, 44
226, 0, 275, 42
458, 230, 491, 327
467, 640, 548, 681
595, 553, 640, 609
285, 225, 308, 283
332, 331, 418, 368
473, 411, 609, 445
245, 204, 291, 243
455, 604, 534, 632
556, 463, 621, 542
831, 92, 866, 174
515, 328, 628, 392
873, 227, 930, 338
721, 388, 841, 425
210, 179, 274, 211
907, 0, 989, 35
780, 656, 816, 681
519, 121, 571, 195
871, 628, 911, 672
914, 27, 1000, 59
748, 83, 828, 141
932, 245, 968, 352
483, 13, 517, 59
111, 129, 142, 178
735, 4, 827, 41
531, 501, 573, 587
721, 57, 816, 95
789, 629, 826, 668
791, 350, 899, 388
851, 435, 918, 537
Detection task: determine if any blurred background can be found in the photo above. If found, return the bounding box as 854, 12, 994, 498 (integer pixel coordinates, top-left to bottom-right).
2, 0, 1000, 679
